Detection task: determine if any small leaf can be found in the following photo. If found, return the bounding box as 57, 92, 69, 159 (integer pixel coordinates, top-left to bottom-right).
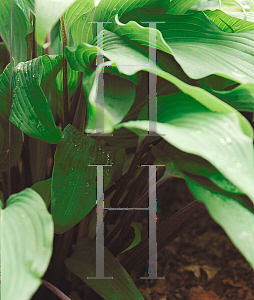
65, 237, 144, 300
0, 188, 54, 300
31, 178, 51, 207
122, 222, 142, 253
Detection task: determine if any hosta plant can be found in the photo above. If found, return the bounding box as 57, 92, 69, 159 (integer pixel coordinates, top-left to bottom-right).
1, 0, 254, 299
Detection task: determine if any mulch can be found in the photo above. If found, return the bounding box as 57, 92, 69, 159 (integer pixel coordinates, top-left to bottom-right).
131, 178, 254, 300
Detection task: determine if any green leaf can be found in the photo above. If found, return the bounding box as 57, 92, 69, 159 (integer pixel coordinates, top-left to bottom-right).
205, 9, 254, 33
31, 178, 51, 207
0, 0, 32, 64
0, 188, 54, 300
114, 11, 254, 84
152, 137, 242, 195
0, 63, 11, 109
51, 124, 114, 234
122, 222, 142, 253
117, 93, 254, 204
185, 177, 254, 269
81, 64, 136, 133
10, 55, 63, 144
68, 0, 158, 46
20, 0, 35, 13
0, 106, 22, 172
206, 83, 254, 113
0, 122, 4, 154
55, 65, 79, 98
65, 237, 144, 300
65, 29, 252, 138
35, 0, 79, 46
28, 137, 49, 184
63, 0, 95, 35
0, 42, 9, 74
226, 11, 254, 24
165, 0, 203, 14
41, 55, 64, 101
15, 0, 30, 20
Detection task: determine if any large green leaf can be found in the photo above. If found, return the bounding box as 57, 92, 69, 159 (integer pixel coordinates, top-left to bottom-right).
0, 0, 32, 64
205, 9, 254, 32
51, 125, 114, 234
0, 188, 54, 300
185, 177, 254, 269
165, 0, 203, 14
65, 237, 144, 300
21, 0, 35, 13
113, 11, 254, 84
206, 83, 254, 112
65, 30, 252, 138
63, 0, 95, 36
117, 93, 254, 204
152, 127, 243, 195
68, 0, 158, 46
10, 55, 63, 144
35, 0, 80, 46
226, 11, 254, 24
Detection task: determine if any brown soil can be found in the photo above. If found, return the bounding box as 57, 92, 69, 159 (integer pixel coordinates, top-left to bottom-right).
131, 178, 254, 300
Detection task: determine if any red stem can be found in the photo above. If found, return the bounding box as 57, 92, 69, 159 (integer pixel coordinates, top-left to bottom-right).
42, 280, 72, 300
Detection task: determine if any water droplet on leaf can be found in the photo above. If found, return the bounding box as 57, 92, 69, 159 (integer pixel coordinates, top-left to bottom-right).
219, 138, 226, 145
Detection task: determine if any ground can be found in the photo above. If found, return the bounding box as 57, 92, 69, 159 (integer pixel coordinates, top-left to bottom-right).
131, 178, 254, 300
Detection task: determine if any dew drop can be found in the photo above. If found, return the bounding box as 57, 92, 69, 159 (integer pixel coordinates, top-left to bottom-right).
226, 137, 232, 143
219, 138, 226, 145
21, 214, 26, 218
